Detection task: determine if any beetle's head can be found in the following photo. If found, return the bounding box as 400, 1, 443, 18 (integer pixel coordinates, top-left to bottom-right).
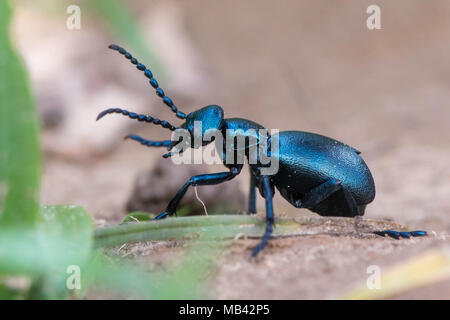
160, 105, 224, 158
179, 105, 224, 148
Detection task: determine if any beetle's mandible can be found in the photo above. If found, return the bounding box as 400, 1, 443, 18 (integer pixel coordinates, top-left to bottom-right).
97, 45, 427, 256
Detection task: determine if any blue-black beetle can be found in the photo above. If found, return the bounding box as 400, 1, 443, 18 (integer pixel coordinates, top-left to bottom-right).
97, 45, 426, 256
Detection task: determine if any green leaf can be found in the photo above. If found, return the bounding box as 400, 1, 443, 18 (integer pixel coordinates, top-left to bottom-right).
38, 205, 93, 267
0, 282, 27, 300
0, 206, 93, 299
32, 205, 93, 299
0, 0, 41, 228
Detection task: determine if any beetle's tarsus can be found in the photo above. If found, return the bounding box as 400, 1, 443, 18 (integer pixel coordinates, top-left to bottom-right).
252, 240, 268, 257
153, 212, 169, 220
374, 230, 427, 239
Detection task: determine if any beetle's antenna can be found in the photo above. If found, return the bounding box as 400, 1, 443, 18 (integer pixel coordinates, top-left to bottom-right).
108, 44, 187, 120
162, 148, 183, 158
97, 108, 178, 131
124, 134, 175, 150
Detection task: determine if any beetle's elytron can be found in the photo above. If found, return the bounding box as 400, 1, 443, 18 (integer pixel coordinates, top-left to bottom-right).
97, 44, 426, 256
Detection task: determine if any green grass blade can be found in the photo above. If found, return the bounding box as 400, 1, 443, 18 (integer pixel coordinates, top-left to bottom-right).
0, 206, 94, 299
0, 0, 41, 227
94, 215, 304, 248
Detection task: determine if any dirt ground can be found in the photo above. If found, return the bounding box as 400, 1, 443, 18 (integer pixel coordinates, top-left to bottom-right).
12, 0, 450, 299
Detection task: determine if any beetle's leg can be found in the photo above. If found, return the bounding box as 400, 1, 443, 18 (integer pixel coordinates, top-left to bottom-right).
374, 230, 427, 239
248, 169, 257, 214
252, 176, 274, 257
297, 179, 362, 215
339, 186, 362, 217
299, 178, 343, 208
154, 167, 242, 220
298, 179, 361, 218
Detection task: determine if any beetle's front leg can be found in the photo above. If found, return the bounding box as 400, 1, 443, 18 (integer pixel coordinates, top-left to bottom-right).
154, 166, 242, 220
251, 175, 274, 256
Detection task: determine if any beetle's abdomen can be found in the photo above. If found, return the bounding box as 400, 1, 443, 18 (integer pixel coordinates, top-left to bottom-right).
272, 131, 375, 206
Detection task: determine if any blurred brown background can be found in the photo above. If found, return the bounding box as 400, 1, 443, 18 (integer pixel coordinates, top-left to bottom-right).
10, 0, 450, 298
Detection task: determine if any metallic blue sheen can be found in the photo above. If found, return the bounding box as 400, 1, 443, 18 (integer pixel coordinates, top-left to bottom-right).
144, 69, 153, 79
149, 78, 158, 88
410, 230, 427, 237
271, 131, 375, 217
399, 232, 411, 239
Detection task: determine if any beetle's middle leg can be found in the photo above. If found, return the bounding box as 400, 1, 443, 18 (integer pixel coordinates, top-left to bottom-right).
248, 169, 257, 214
252, 175, 274, 256
154, 166, 242, 220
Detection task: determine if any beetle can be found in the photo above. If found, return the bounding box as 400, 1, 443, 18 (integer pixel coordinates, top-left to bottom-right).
97, 44, 427, 256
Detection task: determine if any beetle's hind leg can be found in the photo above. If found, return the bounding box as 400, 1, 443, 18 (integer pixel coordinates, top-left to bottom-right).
298, 178, 343, 209
355, 216, 427, 239
373, 230, 427, 239
352, 208, 427, 240
294, 179, 362, 217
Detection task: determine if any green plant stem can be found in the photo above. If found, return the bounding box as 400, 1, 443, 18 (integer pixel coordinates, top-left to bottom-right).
94, 214, 303, 248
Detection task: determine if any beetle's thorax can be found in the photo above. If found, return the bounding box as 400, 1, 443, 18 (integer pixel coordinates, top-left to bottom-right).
214, 118, 269, 167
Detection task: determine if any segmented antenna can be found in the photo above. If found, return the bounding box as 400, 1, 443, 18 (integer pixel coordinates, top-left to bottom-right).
108, 44, 187, 120
124, 134, 173, 150
162, 148, 183, 159
96, 108, 177, 131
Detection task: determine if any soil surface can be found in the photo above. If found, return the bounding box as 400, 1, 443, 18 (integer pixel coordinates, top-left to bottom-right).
13, 0, 450, 299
